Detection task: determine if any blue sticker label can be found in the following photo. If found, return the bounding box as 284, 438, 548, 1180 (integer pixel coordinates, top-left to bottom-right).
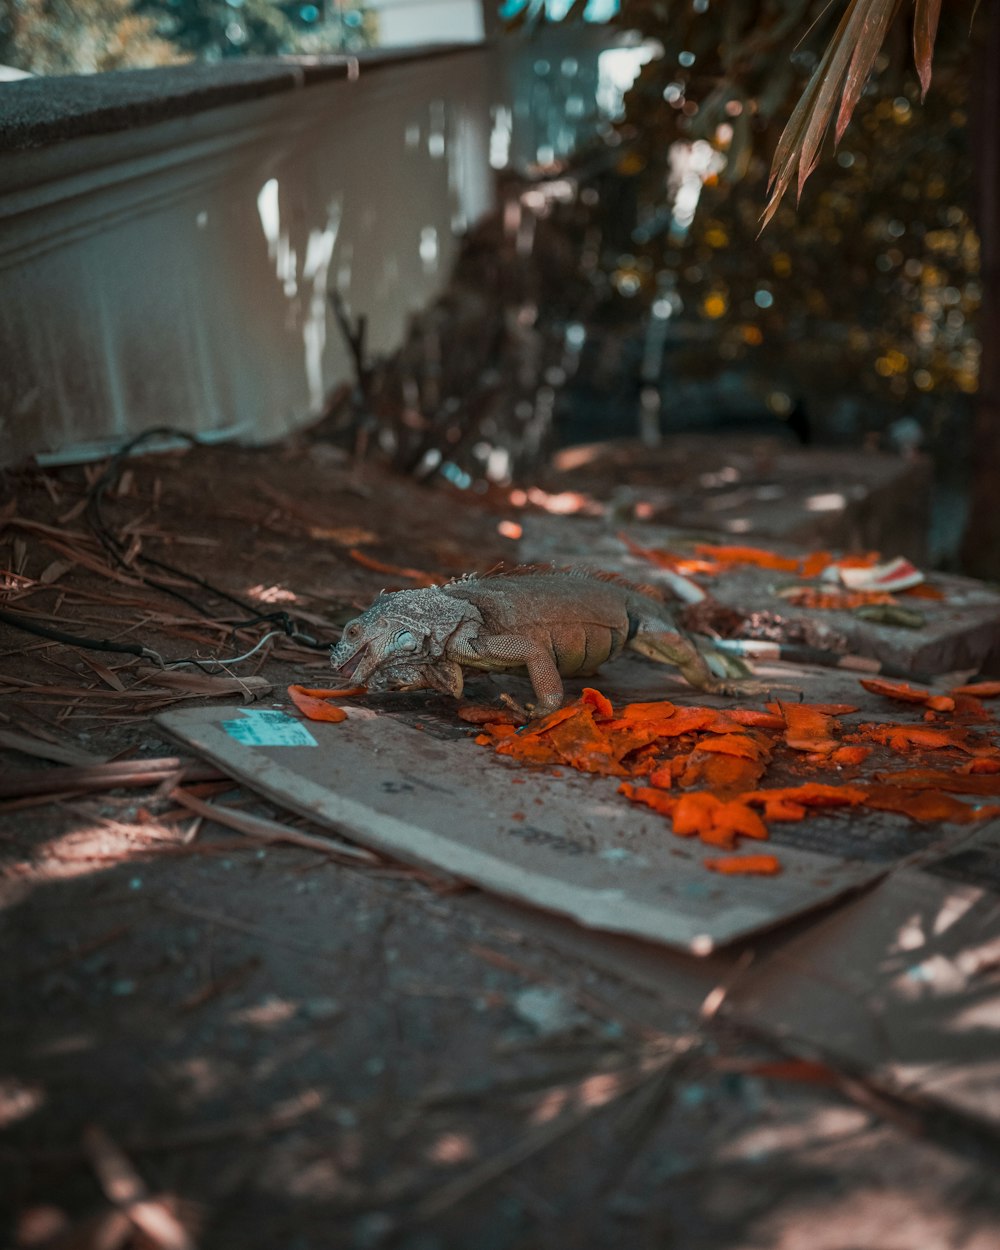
222, 708, 318, 747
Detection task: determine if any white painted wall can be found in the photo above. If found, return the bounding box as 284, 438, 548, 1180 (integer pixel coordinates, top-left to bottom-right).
373, 0, 485, 48
0, 49, 497, 464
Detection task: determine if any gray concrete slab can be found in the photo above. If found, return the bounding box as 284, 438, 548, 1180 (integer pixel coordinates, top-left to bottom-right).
520, 516, 1000, 677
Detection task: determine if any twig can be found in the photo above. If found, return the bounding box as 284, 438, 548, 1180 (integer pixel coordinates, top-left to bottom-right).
13, 1090, 324, 1165
0, 759, 223, 801
168, 788, 379, 864
179, 956, 260, 1012
0, 727, 105, 767
82, 1124, 197, 1250
410, 1048, 684, 1225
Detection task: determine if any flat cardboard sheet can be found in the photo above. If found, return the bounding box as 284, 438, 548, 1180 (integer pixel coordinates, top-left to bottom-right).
729, 822, 1000, 1126
161, 676, 892, 954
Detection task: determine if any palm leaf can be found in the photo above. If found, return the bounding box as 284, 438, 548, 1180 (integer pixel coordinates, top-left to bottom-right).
835, 0, 899, 144
762, 0, 901, 229
913, 0, 942, 98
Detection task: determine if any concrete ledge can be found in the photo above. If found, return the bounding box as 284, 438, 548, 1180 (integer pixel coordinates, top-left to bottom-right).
0, 45, 482, 151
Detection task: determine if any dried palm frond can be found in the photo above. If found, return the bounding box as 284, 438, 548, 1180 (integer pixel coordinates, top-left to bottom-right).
762, 0, 901, 229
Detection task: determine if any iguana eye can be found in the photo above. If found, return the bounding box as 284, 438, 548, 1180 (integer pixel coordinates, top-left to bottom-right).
345, 623, 361, 640
395, 630, 418, 652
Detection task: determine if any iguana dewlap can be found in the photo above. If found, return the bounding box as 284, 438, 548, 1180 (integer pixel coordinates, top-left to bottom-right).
330, 569, 752, 718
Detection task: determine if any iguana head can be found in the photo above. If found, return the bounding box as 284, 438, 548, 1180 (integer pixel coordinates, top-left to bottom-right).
330, 588, 471, 686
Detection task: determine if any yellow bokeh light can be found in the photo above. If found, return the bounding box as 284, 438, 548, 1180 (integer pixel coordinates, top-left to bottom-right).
703, 292, 728, 318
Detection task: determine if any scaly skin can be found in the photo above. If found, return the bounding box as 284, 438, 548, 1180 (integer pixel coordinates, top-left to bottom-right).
330, 569, 759, 718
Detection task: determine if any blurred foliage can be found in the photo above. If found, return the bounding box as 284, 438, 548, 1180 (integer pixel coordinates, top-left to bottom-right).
0, 0, 185, 73
133, 0, 295, 58
586, 0, 982, 448
135, 0, 377, 59
0, 0, 377, 73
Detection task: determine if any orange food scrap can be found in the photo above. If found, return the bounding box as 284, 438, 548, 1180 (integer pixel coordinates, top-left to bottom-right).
775, 701, 839, 755
951, 694, 989, 721
728, 709, 787, 731
704, 854, 783, 875
799, 551, 833, 578
679, 750, 767, 795
781, 588, 896, 610
525, 704, 584, 735
618, 782, 677, 818
632, 789, 770, 849
693, 543, 801, 572
859, 677, 955, 714
672, 791, 724, 837
830, 745, 871, 767
618, 699, 677, 720
477, 722, 517, 741
960, 758, 1000, 776
698, 825, 738, 849
951, 681, 1000, 697
290, 684, 367, 699
743, 783, 867, 809
582, 687, 614, 719
287, 685, 348, 723
695, 733, 771, 761
618, 531, 721, 576
761, 799, 808, 822
859, 723, 998, 756
619, 704, 718, 736
862, 785, 997, 824
715, 800, 769, 841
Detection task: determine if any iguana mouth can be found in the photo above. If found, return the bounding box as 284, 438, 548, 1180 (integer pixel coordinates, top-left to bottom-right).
332, 648, 367, 680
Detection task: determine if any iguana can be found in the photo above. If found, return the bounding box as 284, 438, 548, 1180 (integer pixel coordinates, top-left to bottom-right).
330, 568, 763, 718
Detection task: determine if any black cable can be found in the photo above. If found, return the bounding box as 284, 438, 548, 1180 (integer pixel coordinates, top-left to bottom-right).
0, 606, 161, 660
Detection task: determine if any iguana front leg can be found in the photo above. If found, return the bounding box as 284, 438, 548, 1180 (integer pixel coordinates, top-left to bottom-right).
451, 633, 564, 717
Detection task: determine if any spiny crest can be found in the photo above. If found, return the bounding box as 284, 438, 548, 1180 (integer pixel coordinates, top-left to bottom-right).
443, 562, 666, 603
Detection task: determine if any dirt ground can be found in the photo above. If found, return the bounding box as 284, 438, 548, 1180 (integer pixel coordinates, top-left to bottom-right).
4, 437, 1000, 1249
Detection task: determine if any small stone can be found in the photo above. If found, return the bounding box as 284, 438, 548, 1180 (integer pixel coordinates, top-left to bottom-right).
512, 986, 589, 1037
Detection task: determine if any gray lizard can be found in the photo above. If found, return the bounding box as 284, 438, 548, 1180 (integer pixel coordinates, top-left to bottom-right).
330, 568, 759, 718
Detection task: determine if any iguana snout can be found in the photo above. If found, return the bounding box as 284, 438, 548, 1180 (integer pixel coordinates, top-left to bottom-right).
329, 588, 472, 685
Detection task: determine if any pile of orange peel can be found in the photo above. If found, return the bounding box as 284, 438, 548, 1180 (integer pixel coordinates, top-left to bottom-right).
618, 534, 946, 608
287, 676, 1000, 878
467, 677, 1000, 876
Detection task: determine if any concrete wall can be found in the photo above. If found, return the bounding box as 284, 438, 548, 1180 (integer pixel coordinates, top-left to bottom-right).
0, 50, 497, 465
